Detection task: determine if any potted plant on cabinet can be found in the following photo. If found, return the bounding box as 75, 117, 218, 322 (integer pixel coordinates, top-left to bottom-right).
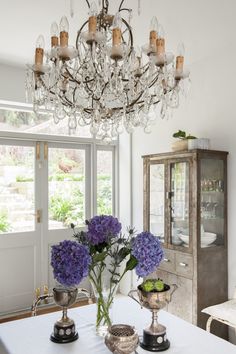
172, 130, 196, 151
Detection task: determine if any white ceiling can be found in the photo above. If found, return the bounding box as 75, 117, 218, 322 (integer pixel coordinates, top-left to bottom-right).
0, 0, 235, 67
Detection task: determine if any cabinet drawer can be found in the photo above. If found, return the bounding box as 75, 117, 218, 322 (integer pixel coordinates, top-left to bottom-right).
159, 249, 175, 272
175, 253, 193, 278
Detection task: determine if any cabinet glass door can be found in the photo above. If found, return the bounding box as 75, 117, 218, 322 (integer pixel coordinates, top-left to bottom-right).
200, 159, 225, 247
149, 163, 165, 243
170, 161, 190, 248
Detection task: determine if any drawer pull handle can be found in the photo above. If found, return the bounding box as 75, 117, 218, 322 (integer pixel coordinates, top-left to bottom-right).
164, 258, 170, 262
179, 262, 188, 267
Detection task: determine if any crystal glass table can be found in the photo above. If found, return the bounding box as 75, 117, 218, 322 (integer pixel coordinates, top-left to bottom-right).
0, 296, 235, 354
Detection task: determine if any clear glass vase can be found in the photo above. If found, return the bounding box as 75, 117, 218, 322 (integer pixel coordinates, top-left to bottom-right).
90, 263, 119, 337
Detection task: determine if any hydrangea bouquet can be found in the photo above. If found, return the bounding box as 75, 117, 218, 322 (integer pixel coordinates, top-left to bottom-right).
51, 240, 91, 288
71, 215, 164, 335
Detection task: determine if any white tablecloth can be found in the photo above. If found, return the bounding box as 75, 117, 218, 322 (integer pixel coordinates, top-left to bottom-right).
0, 296, 236, 354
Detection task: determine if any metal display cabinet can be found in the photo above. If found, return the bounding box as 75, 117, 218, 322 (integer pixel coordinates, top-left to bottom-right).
143, 149, 228, 338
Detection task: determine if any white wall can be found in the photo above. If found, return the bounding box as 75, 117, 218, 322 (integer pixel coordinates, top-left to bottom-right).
0, 64, 26, 103
131, 8, 236, 300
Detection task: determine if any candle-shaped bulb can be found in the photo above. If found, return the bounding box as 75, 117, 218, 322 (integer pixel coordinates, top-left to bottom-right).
176, 42, 185, 72
36, 35, 45, 49
112, 13, 122, 47
112, 12, 122, 29
150, 16, 158, 31
149, 16, 158, 50
89, 1, 98, 16
88, 1, 98, 33
35, 35, 45, 66
59, 16, 69, 47
157, 24, 165, 39
156, 24, 165, 56
51, 22, 59, 47
60, 16, 69, 32
51, 22, 59, 37
177, 42, 185, 56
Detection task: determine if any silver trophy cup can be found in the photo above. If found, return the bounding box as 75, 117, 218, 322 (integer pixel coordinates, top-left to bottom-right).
129, 283, 177, 352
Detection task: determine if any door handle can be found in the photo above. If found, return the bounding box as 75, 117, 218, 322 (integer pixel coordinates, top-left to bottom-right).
32, 209, 42, 223
179, 262, 188, 267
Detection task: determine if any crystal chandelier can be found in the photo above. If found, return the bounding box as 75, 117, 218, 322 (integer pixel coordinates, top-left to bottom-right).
26, 0, 190, 142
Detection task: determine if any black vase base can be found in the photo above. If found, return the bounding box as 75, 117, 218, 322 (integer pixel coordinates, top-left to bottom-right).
50, 331, 78, 344
139, 339, 170, 352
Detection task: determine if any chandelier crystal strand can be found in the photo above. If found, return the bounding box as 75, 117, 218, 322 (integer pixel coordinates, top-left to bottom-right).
26, 0, 190, 142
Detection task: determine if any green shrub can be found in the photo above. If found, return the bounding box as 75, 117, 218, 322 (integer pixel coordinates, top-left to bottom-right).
48, 174, 84, 182
0, 211, 10, 233
97, 175, 112, 215
49, 187, 84, 226
16, 175, 34, 182
49, 174, 112, 226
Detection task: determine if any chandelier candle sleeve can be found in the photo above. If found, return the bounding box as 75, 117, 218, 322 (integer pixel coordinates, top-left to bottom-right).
156, 24, 165, 55
60, 16, 69, 47
51, 22, 59, 47
88, 1, 98, 33
157, 38, 165, 55
35, 35, 45, 65
176, 56, 184, 71
112, 13, 122, 46
176, 42, 185, 71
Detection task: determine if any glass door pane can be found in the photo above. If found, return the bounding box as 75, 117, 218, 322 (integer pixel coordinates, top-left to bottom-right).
200, 159, 225, 247
149, 164, 165, 243
0, 144, 35, 233
48, 147, 86, 229
170, 162, 190, 247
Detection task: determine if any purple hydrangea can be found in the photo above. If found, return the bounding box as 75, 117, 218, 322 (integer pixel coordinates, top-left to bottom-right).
51, 240, 91, 287
86, 215, 122, 245
131, 231, 164, 277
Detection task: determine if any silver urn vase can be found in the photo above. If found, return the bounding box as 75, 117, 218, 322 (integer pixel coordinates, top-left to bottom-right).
50, 287, 78, 343
129, 283, 177, 352
105, 324, 139, 354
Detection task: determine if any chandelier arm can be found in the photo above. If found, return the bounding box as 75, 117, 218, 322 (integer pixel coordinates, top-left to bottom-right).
119, 0, 125, 11
121, 18, 133, 50
103, 0, 109, 13
85, 0, 91, 9
83, 76, 100, 99
65, 68, 81, 85
76, 20, 89, 50
119, 8, 131, 14
59, 94, 74, 107
38, 75, 60, 98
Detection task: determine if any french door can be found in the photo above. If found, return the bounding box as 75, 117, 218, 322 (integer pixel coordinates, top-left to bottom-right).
0, 140, 41, 314
0, 137, 117, 315
41, 142, 91, 292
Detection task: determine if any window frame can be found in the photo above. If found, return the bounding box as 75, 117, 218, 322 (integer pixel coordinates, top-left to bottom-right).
0, 102, 119, 223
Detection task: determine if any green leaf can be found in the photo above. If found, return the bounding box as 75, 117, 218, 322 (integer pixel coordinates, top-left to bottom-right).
125, 255, 138, 271
186, 135, 197, 139
93, 252, 107, 263
117, 247, 130, 262
172, 130, 186, 139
